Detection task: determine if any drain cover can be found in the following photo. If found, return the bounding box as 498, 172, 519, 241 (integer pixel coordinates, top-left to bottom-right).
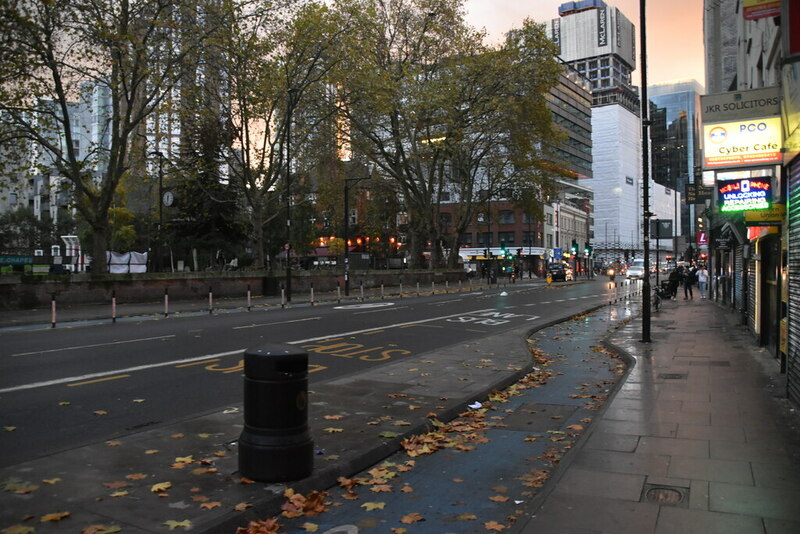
641, 484, 689, 508
658, 373, 687, 380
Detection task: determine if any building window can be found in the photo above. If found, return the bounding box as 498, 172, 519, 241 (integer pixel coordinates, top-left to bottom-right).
546, 233, 553, 248
546, 213, 553, 225
522, 213, 537, 224
498, 231, 515, 246
499, 210, 515, 224
522, 231, 536, 246
459, 233, 473, 247
477, 232, 492, 247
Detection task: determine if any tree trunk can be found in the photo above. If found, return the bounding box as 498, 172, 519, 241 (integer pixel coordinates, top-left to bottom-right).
90, 217, 110, 273
252, 209, 266, 269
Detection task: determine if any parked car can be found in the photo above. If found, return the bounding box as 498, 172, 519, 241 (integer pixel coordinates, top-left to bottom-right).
626, 259, 646, 279
547, 262, 567, 281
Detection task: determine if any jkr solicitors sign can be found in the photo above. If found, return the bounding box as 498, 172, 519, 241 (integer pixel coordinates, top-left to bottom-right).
717, 178, 773, 212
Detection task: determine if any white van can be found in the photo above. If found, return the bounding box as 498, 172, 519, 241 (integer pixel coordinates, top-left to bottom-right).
626, 259, 646, 279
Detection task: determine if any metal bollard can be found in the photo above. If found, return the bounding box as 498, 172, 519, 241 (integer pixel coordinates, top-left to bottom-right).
111, 290, 117, 323
238, 344, 313, 482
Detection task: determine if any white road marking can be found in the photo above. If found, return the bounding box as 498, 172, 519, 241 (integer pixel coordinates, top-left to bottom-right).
0, 349, 244, 394
10, 335, 176, 357
286, 308, 495, 345
233, 317, 322, 330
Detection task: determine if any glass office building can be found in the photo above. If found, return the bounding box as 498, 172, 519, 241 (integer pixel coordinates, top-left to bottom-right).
648, 80, 703, 243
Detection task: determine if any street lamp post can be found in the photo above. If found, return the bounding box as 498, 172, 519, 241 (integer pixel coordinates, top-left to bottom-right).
343, 170, 371, 297
285, 88, 298, 302
149, 151, 165, 272
640, 0, 652, 343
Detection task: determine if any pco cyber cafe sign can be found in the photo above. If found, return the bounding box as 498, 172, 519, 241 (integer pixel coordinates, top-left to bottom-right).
717, 178, 773, 213
701, 87, 782, 169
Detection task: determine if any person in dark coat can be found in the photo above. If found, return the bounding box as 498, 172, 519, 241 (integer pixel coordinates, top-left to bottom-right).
683, 266, 695, 299
667, 268, 681, 299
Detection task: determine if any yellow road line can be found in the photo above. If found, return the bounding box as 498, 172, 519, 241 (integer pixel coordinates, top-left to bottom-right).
68, 374, 130, 387
175, 359, 220, 368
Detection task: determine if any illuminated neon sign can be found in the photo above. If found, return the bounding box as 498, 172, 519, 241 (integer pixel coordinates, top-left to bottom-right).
716, 178, 772, 212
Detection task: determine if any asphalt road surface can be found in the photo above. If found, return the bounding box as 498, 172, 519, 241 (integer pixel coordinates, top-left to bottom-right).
0, 278, 635, 468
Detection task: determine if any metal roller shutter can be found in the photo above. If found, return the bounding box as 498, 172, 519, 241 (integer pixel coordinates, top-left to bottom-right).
787, 160, 800, 405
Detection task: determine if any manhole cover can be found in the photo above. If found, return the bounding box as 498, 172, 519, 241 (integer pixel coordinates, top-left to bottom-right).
641, 484, 689, 508
658, 373, 687, 380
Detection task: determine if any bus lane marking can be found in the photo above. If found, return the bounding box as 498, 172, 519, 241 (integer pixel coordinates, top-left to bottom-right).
300, 340, 411, 362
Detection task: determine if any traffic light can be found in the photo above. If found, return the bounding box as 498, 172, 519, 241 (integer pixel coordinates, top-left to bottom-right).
500, 241, 507, 257
584, 243, 590, 256
516, 248, 523, 257
483, 248, 489, 258
571, 240, 578, 255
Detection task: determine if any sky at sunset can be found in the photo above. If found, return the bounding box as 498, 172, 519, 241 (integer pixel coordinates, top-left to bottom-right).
464, 0, 706, 89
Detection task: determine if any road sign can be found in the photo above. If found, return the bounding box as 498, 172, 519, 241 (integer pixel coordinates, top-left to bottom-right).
553, 248, 562, 259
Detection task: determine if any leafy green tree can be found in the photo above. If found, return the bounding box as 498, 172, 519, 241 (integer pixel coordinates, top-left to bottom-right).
0, 208, 75, 255
0, 0, 224, 273
329, 1, 564, 268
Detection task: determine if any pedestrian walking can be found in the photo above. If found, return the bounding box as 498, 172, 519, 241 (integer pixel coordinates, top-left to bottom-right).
697, 264, 709, 298
668, 267, 681, 299
683, 266, 695, 299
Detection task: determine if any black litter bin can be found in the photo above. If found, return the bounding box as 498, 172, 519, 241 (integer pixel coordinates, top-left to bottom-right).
238, 344, 313, 482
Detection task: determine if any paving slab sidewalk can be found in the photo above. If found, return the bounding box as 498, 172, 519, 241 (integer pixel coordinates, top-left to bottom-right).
515, 297, 800, 534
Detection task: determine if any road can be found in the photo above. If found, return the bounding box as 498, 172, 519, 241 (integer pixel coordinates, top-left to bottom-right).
0, 278, 635, 468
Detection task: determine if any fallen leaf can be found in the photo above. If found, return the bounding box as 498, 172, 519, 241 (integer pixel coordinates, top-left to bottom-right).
485, 521, 506, 531
109, 491, 128, 497
566, 424, 584, 431
458, 513, 478, 521
3, 426, 16, 432
361, 502, 385, 511
93, 410, 108, 416
323, 427, 343, 433
200, 501, 221, 510
379, 431, 399, 439
212, 451, 227, 457
234, 502, 252, 511
163, 519, 191, 530
103, 481, 127, 489
400, 513, 424, 524
302, 523, 319, 532
240, 477, 255, 485
170, 433, 184, 439
126, 473, 147, 480
390, 529, 407, 534
370, 485, 392, 493
40, 512, 70, 522
59, 401, 71, 406
192, 495, 209, 502
106, 441, 121, 447
144, 449, 159, 455
151, 481, 172, 493
83, 526, 122, 534
174, 455, 194, 464
132, 399, 145, 403
42, 478, 61, 485
489, 495, 509, 502
2, 526, 34, 534
197, 433, 211, 438
324, 415, 343, 420
400, 485, 413, 493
